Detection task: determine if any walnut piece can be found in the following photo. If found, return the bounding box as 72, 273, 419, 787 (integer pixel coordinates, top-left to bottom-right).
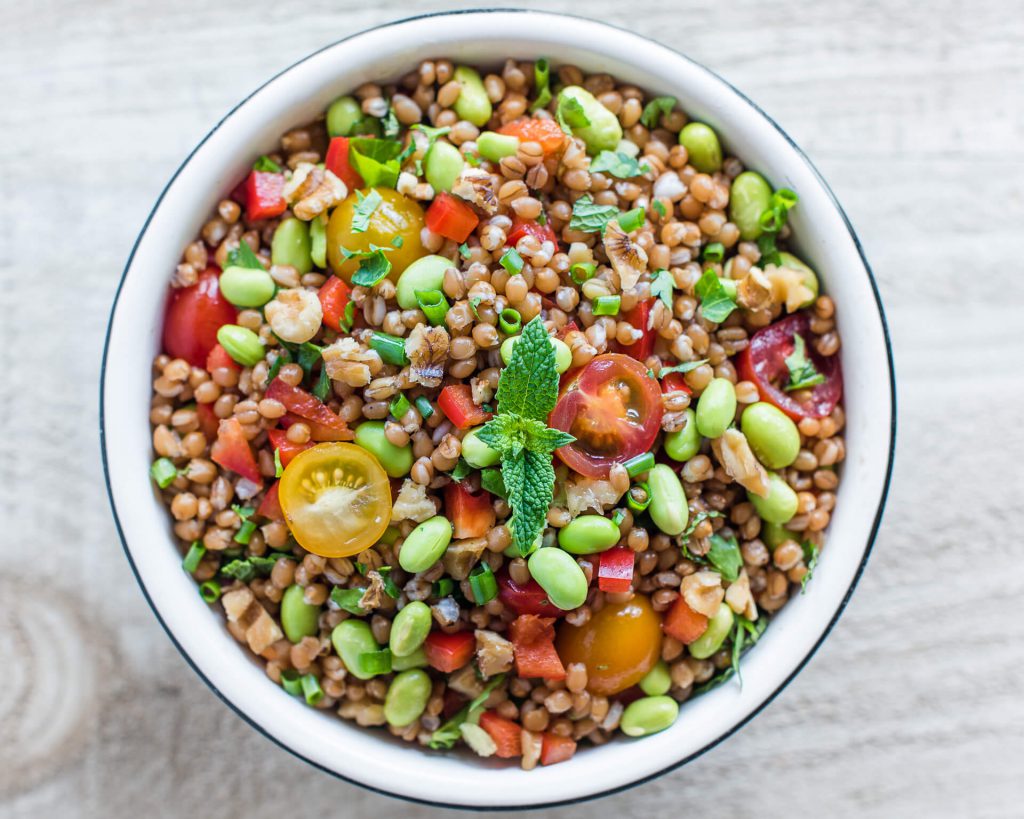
265, 288, 323, 344
322, 337, 381, 387
391, 479, 437, 522
564, 475, 625, 516
680, 570, 725, 618
451, 168, 497, 214
221, 587, 284, 654
442, 537, 488, 581
285, 163, 348, 221
713, 428, 770, 498
405, 323, 450, 388
725, 569, 759, 621
475, 629, 515, 678
603, 219, 648, 291
358, 571, 387, 611
763, 263, 815, 313
736, 267, 773, 311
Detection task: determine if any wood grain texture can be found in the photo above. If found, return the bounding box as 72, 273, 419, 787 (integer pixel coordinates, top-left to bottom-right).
2, 0, 1022, 815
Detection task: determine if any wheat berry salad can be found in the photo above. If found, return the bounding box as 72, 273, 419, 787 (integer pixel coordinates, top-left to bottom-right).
149, 57, 845, 768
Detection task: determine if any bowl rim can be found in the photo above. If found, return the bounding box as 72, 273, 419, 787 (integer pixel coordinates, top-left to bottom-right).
100, 8, 896, 809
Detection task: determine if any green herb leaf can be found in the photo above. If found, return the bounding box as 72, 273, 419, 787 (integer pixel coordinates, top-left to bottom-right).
556, 95, 590, 134
313, 364, 331, 400
480, 467, 508, 499
568, 194, 619, 233
504, 448, 554, 555
338, 300, 355, 333
650, 269, 674, 309
350, 248, 394, 287
351, 189, 383, 233
640, 96, 677, 129
589, 151, 651, 179
530, 58, 552, 112
448, 458, 473, 482
330, 586, 368, 615
381, 107, 400, 139
706, 532, 742, 582
429, 674, 506, 749
220, 553, 289, 583
458, 242, 471, 259
694, 268, 738, 323
680, 509, 723, 547
494, 316, 560, 421
659, 358, 709, 378
784, 334, 825, 391
348, 138, 404, 188
274, 447, 284, 478
376, 566, 401, 598
253, 155, 282, 173
757, 233, 781, 268
652, 199, 667, 218
226, 241, 265, 270
801, 540, 820, 593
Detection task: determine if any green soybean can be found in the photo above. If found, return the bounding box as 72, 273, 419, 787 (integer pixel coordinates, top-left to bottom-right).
424, 141, 465, 193
398, 516, 453, 573
638, 659, 672, 697
354, 420, 413, 477
462, 427, 500, 468
500, 335, 572, 373
310, 215, 327, 268
557, 86, 623, 155
778, 251, 819, 306
477, 131, 519, 161
391, 646, 428, 671
216, 325, 264, 367
729, 171, 773, 241
749, 472, 799, 524
647, 464, 689, 536
453, 66, 492, 127
528, 547, 588, 610
396, 255, 451, 310
271, 217, 313, 274
389, 601, 432, 657
664, 409, 701, 462
326, 95, 363, 137
741, 402, 800, 469
762, 521, 799, 549
695, 378, 737, 439
558, 515, 620, 554
620, 695, 679, 737
219, 265, 275, 308
689, 603, 734, 659
384, 669, 432, 727
331, 619, 382, 680
678, 122, 723, 174
280, 584, 321, 643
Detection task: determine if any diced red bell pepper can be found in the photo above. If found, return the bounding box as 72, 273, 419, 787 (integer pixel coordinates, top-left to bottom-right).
616, 299, 656, 361
597, 546, 635, 593
206, 342, 239, 373
437, 384, 492, 430
267, 428, 313, 467
265, 379, 354, 441
318, 276, 352, 333
497, 570, 563, 617
210, 417, 262, 484
498, 118, 567, 155
196, 402, 220, 440
425, 192, 479, 243
478, 711, 522, 759
324, 137, 364, 191
445, 481, 496, 539
661, 371, 693, 395
423, 630, 476, 673
509, 615, 566, 681
256, 480, 284, 520
662, 596, 709, 645
243, 170, 287, 221
506, 218, 558, 248
540, 732, 577, 766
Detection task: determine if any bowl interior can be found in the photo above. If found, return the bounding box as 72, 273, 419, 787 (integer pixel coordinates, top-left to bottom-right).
102, 10, 893, 808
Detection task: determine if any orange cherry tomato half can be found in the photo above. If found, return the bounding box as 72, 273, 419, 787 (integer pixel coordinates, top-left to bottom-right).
549, 354, 664, 478
555, 595, 663, 695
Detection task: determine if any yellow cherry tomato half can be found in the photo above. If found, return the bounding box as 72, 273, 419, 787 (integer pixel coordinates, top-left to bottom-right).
326, 187, 425, 282
556, 594, 663, 695
278, 442, 392, 558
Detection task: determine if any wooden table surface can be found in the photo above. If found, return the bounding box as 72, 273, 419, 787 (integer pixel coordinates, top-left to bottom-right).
3, 1, 1022, 815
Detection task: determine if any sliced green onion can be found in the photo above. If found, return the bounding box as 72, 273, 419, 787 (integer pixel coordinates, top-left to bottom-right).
759, 206, 784, 233
359, 648, 393, 676
433, 578, 455, 598
623, 452, 655, 477
570, 262, 596, 284
611, 508, 627, 527
182, 541, 205, 574
301, 673, 324, 705
274, 447, 284, 477
281, 669, 303, 697
618, 207, 645, 233
592, 295, 621, 316
468, 563, 498, 604
627, 482, 652, 513
415, 395, 435, 419
330, 587, 367, 615
702, 242, 725, 262
199, 581, 221, 603
773, 188, 798, 210
369, 331, 409, 365
499, 308, 522, 335
500, 248, 524, 275
150, 458, 178, 489
234, 520, 257, 545
389, 393, 411, 420
415, 289, 449, 326
530, 57, 552, 112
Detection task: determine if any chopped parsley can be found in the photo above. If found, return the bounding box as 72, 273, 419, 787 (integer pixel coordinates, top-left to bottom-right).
351, 189, 383, 233
694, 268, 738, 323
556, 95, 590, 134
650, 269, 674, 309
784, 334, 825, 391
568, 194, 619, 233
640, 96, 677, 129
589, 150, 651, 179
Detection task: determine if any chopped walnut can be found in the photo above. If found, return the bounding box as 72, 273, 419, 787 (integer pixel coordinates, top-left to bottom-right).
283, 162, 319, 202
736, 267, 773, 311
713, 428, 770, 498
447, 663, 485, 698
322, 337, 381, 387
405, 323, 450, 388
763, 263, 815, 313
391, 479, 437, 522
520, 729, 543, 771
358, 571, 388, 611
265, 288, 323, 344
443, 537, 488, 581
564, 475, 625, 516
680, 570, 724, 618
431, 596, 461, 627
221, 587, 284, 654
603, 219, 648, 291
725, 569, 759, 621
451, 168, 497, 214
460, 723, 497, 757
471, 375, 495, 406
475, 629, 515, 677
285, 163, 347, 221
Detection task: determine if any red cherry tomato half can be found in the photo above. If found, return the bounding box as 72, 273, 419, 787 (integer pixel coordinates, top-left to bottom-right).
506, 218, 558, 248
497, 569, 563, 617
615, 299, 656, 360
162, 266, 237, 368
736, 311, 842, 421
549, 354, 664, 478
661, 371, 693, 396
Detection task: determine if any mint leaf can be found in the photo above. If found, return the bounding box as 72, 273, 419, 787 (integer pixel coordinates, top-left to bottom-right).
381, 108, 400, 139
226, 241, 265, 270
350, 248, 393, 287
694, 268, 737, 323
220, 554, 286, 582
496, 316, 560, 421
784, 334, 825, 391
590, 151, 651, 179
706, 532, 742, 582
640, 96, 676, 129
480, 467, 507, 499
351, 189, 383, 233
503, 449, 554, 554
448, 458, 473, 482
556, 95, 590, 134
650, 268, 674, 309
348, 138, 403, 188
569, 194, 619, 233
525, 425, 575, 453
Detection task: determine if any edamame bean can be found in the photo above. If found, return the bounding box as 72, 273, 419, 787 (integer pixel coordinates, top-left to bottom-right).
391, 646, 428, 671
695, 378, 737, 439
678, 122, 723, 174
461, 427, 500, 468
331, 619, 382, 680
396, 255, 451, 310
452, 66, 492, 127
741, 402, 800, 469
648, 464, 689, 535
280, 584, 321, 643
477, 131, 519, 161
778, 251, 819, 306
218, 265, 275, 308
558, 515, 621, 554
729, 171, 773, 241
326, 95, 362, 137
389, 601, 432, 657
638, 659, 672, 696
527, 547, 588, 610
384, 669, 432, 727
761, 521, 798, 549
689, 602, 734, 659
500, 335, 572, 373
310, 214, 327, 268
749, 471, 799, 524
424, 141, 465, 193
271, 217, 313, 274
620, 695, 679, 737
664, 409, 701, 462
354, 420, 413, 477
398, 516, 453, 573
216, 325, 264, 366
557, 86, 623, 155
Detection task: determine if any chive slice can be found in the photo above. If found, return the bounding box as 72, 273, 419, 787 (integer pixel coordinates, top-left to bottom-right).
301, 673, 324, 705
499, 247, 524, 275
359, 649, 393, 676
199, 581, 222, 603
390, 393, 411, 420
592, 295, 621, 316
182, 541, 206, 574
627, 482, 652, 513
570, 262, 596, 284
468, 563, 498, 604
498, 308, 522, 335
234, 520, 258, 545
415, 289, 450, 326
623, 452, 655, 477
617, 207, 645, 233
369, 331, 409, 365
414, 395, 434, 419
150, 458, 179, 489
611, 508, 627, 527
281, 669, 303, 697
702, 242, 725, 262
433, 578, 455, 598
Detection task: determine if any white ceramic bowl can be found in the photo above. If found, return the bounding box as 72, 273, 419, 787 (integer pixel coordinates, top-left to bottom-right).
102, 10, 895, 808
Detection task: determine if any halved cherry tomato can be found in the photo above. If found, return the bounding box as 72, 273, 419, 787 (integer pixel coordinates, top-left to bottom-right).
597, 546, 635, 593
509, 615, 566, 680
540, 733, 577, 766
265, 379, 354, 441
244, 170, 287, 221
210, 417, 262, 485
317, 276, 352, 333
267, 428, 313, 467
662, 596, 709, 645
423, 630, 475, 673
736, 311, 842, 421
162, 266, 237, 368
437, 384, 492, 430
505, 218, 558, 248
424, 192, 479, 243
324, 137, 364, 191
256, 481, 284, 520
615, 299, 656, 360
445, 481, 496, 539
498, 118, 567, 155
556, 595, 662, 695
497, 569, 563, 617
549, 354, 664, 478
661, 371, 693, 396
206, 343, 239, 373
478, 711, 522, 758
278, 442, 391, 557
